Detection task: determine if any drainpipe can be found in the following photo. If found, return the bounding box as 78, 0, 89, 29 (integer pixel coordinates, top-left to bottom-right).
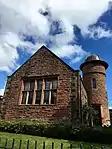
77, 71, 81, 125
80, 76, 83, 125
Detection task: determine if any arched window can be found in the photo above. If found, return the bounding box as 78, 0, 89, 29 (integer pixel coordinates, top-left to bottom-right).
92, 78, 96, 89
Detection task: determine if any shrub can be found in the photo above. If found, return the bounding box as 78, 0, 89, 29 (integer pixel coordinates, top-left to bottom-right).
0, 120, 112, 144
71, 125, 112, 143
0, 120, 72, 139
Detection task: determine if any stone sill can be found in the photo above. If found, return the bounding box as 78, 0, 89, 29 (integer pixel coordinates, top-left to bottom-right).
18, 104, 57, 106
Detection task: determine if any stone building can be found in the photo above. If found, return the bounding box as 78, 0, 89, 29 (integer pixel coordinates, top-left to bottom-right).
1, 46, 110, 126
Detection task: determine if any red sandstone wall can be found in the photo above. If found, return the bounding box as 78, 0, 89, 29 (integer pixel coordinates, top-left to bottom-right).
80, 78, 88, 106
82, 62, 110, 126
3, 47, 79, 122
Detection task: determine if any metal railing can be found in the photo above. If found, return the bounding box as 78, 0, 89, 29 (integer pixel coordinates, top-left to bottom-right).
0, 138, 106, 149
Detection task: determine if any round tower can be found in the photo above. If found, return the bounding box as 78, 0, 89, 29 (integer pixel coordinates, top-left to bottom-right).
80, 54, 110, 126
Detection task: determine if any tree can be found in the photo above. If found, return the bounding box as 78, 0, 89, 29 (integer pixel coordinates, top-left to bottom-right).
82, 104, 98, 127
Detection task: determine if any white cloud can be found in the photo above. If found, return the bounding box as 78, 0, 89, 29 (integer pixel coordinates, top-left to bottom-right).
0, 0, 49, 73
82, 26, 112, 39
0, 32, 19, 72
52, 44, 88, 63
0, 0, 112, 73
109, 106, 112, 109
71, 57, 83, 64
48, 0, 110, 28
91, 27, 112, 39
50, 19, 75, 46
0, 0, 50, 36
0, 88, 4, 96
53, 45, 77, 58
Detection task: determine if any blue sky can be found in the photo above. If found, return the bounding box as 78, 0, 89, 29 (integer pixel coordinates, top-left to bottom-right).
0, 0, 112, 107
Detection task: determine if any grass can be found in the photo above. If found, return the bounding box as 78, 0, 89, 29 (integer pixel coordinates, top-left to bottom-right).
0, 132, 112, 149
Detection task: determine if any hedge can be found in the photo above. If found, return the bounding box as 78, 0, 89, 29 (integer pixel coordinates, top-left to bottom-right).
0, 120, 112, 144
0, 120, 71, 139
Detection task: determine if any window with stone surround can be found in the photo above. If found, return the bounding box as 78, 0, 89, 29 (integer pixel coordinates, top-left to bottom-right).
20, 77, 58, 105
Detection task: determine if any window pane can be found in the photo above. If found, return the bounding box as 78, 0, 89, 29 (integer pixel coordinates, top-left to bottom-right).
44, 90, 49, 104
24, 81, 29, 91
28, 91, 33, 104
35, 91, 41, 104
21, 91, 27, 104
30, 81, 35, 90
45, 80, 50, 89
92, 78, 96, 88
52, 80, 58, 89
37, 80, 43, 89
51, 90, 57, 104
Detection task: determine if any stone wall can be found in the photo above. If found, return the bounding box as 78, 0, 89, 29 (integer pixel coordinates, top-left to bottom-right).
81, 62, 110, 126
3, 46, 79, 123
70, 73, 88, 125
0, 96, 3, 119
80, 78, 88, 107
79, 77, 88, 124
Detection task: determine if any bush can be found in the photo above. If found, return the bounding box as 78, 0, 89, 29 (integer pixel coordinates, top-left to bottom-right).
71, 125, 112, 144
0, 120, 72, 140
0, 120, 112, 144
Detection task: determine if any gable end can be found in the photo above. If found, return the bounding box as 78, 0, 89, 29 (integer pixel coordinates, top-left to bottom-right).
8, 45, 79, 78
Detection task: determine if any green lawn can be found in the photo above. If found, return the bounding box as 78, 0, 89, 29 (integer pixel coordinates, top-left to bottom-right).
0, 132, 112, 149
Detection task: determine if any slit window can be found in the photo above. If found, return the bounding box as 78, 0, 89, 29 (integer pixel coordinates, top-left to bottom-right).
92, 78, 96, 89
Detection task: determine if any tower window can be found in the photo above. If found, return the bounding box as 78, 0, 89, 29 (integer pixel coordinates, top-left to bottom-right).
92, 78, 96, 89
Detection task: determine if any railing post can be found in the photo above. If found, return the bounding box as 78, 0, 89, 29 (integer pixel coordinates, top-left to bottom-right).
35, 141, 37, 149
11, 139, 15, 149
101, 145, 104, 149
80, 144, 84, 149
19, 140, 22, 149
43, 141, 45, 149
61, 143, 63, 149
52, 142, 54, 149
90, 145, 93, 149
70, 143, 72, 149
4, 138, 8, 149
27, 140, 29, 149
